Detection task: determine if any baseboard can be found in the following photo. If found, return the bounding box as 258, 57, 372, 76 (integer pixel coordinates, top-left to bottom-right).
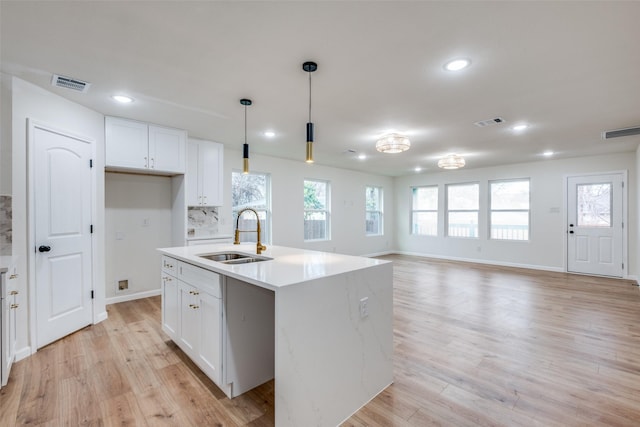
363, 250, 395, 258
15, 346, 31, 362
95, 310, 108, 324
106, 289, 161, 305
393, 251, 565, 273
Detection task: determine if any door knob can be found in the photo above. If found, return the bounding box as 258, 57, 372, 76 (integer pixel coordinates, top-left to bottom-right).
38, 245, 51, 252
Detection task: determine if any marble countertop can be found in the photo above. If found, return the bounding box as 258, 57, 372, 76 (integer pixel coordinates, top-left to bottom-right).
158, 243, 389, 291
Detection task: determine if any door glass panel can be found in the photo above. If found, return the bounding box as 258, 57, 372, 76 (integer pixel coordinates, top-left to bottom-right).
577, 183, 611, 227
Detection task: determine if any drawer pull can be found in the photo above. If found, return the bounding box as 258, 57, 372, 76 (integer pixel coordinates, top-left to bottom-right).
189, 290, 200, 296
188, 304, 199, 310
9, 290, 18, 296
9, 274, 18, 279
10, 303, 19, 309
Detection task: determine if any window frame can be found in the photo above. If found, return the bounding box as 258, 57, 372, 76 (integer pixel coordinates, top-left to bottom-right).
411, 185, 439, 236
303, 179, 331, 242
446, 182, 480, 239
489, 178, 530, 241
231, 170, 272, 244
365, 186, 384, 236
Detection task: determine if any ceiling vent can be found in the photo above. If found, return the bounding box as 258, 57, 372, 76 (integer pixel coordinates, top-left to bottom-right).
474, 117, 505, 128
51, 74, 91, 93
602, 126, 640, 140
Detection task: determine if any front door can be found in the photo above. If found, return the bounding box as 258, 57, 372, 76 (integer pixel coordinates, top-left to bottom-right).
32, 121, 94, 348
567, 173, 624, 277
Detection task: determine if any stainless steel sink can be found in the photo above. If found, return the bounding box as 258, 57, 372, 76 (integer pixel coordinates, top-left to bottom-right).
197, 252, 272, 264
199, 253, 250, 262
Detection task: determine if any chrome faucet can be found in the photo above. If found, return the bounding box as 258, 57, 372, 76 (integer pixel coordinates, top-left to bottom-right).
234, 208, 267, 255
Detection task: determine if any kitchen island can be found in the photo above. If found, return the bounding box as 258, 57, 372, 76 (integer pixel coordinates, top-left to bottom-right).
158, 244, 393, 427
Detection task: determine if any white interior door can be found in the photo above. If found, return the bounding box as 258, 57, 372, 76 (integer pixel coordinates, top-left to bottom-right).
32, 123, 93, 348
567, 173, 624, 277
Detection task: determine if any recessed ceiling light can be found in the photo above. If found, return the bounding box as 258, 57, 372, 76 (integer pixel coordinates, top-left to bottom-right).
543, 151, 554, 157
112, 95, 133, 103
358, 154, 367, 160
414, 167, 422, 172
444, 58, 471, 71
513, 124, 528, 131
264, 131, 275, 138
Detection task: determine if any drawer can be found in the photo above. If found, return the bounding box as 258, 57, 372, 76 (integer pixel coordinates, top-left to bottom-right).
178, 261, 221, 298
162, 256, 177, 275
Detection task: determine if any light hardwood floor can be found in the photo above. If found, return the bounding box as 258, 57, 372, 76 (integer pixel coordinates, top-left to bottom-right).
2, 254, 640, 426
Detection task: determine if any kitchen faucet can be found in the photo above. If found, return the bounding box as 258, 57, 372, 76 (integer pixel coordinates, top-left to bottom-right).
234, 208, 267, 255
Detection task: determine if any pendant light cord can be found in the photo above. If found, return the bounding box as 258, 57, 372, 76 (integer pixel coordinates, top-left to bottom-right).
244, 104, 247, 144
308, 71, 312, 122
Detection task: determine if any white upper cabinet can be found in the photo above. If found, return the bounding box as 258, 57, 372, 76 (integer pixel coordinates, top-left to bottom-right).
187, 138, 224, 206
105, 116, 186, 174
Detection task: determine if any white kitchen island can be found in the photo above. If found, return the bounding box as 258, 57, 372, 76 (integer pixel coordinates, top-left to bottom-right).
158, 244, 393, 427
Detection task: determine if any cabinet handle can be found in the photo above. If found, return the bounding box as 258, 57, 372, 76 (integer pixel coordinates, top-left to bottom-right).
9, 290, 18, 296
189, 290, 200, 296
151, 158, 155, 169
10, 304, 18, 309
203, 196, 207, 205
9, 274, 17, 279
144, 156, 148, 168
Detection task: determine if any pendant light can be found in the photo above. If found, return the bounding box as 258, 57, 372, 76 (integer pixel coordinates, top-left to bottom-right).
438, 153, 466, 169
240, 98, 252, 174
303, 61, 317, 163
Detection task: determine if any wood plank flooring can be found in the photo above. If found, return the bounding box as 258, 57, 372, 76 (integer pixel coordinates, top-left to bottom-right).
2, 254, 640, 426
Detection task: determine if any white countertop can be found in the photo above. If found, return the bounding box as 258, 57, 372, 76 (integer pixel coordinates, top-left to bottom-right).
185, 234, 233, 241
158, 244, 390, 291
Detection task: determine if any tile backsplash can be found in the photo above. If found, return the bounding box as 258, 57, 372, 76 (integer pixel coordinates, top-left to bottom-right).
187, 206, 219, 236
0, 195, 12, 255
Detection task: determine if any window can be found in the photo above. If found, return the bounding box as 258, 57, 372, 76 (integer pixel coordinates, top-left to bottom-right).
411, 186, 438, 236
490, 179, 530, 240
577, 183, 611, 227
447, 183, 479, 238
304, 179, 330, 241
232, 171, 271, 244
365, 186, 383, 236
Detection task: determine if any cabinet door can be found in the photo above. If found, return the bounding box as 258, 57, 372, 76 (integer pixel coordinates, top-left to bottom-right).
105, 117, 149, 169
197, 291, 222, 384
161, 274, 178, 339
149, 125, 186, 174
177, 281, 199, 357
200, 141, 224, 206
186, 140, 201, 206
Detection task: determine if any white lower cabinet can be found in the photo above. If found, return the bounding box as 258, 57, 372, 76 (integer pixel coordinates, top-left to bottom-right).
160, 256, 274, 398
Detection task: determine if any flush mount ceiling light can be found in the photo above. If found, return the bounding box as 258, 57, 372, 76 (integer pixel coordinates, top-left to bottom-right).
543, 151, 554, 157
438, 153, 466, 169
240, 98, 252, 174
303, 61, 318, 164
512, 124, 529, 131
112, 94, 133, 103
264, 131, 275, 138
444, 58, 471, 71
375, 133, 411, 154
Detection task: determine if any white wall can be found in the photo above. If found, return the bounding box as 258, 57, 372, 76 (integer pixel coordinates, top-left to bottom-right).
1, 74, 12, 195
394, 152, 637, 277
105, 172, 174, 300
219, 148, 395, 256
10, 76, 106, 357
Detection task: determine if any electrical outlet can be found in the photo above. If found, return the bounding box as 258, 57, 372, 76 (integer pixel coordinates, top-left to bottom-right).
118, 279, 129, 291
359, 297, 369, 318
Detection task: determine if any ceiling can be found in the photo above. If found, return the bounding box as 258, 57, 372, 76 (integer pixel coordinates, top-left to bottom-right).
2, 1, 640, 176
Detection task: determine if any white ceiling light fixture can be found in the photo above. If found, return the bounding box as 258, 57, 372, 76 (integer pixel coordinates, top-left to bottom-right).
112, 94, 133, 103
264, 131, 275, 138
543, 151, 554, 157
414, 167, 422, 173
438, 153, 466, 169
512, 124, 528, 131
376, 133, 411, 154
444, 58, 471, 71
358, 154, 367, 160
